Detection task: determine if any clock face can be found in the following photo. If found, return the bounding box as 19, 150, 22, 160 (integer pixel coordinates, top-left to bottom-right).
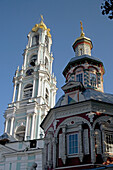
26, 69, 34, 76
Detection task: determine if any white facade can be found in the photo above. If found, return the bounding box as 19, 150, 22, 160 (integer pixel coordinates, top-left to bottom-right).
4, 17, 57, 141
0, 139, 44, 170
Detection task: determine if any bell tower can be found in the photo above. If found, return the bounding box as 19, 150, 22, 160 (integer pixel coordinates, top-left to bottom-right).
4, 16, 57, 141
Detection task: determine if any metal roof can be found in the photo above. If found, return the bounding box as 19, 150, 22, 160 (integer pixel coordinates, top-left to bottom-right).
55, 89, 113, 108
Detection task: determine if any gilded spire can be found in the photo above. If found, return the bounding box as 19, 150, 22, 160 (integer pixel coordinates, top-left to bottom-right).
80, 21, 85, 37
40, 14, 44, 22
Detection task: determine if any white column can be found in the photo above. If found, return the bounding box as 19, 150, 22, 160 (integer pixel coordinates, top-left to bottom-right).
5, 119, 8, 133
17, 80, 22, 101
53, 92, 56, 107
37, 108, 41, 139
25, 115, 29, 140
12, 83, 17, 103
10, 117, 14, 135
23, 54, 27, 69
31, 114, 36, 140
50, 58, 53, 75
41, 78, 44, 97
38, 77, 41, 97
42, 79, 45, 98
37, 45, 41, 65
32, 76, 37, 98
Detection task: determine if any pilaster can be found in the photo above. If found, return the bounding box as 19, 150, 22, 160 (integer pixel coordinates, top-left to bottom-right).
12, 82, 17, 103
5, 119, 8, 133
17, 79, 22, 101
25, 115, 29, 140
53, 137, 57, 169
32, 74, 37, 98
31, 113, 36, 140
10, 117, 14, 135
90, 129, 96, 163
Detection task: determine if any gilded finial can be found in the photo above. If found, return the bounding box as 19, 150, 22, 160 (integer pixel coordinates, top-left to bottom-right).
40, 14, 44, 21
80, 21, 85, 37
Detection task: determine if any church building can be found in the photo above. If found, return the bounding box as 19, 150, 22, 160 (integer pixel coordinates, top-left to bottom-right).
41, 22, 113, 170
0, 16, 57, 170
0, 16, 113, 170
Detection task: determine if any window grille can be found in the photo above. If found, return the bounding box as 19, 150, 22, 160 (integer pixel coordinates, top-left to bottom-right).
67, 133, 78, 155
105, 133, 113, 153
76, 73, 83, 83
90, 73, 96, 87
23, 84, 33, 99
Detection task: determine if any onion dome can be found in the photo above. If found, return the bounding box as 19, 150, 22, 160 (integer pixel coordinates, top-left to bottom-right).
32, 15, 51, 38
63, 22, 105, 92
72, 21, 93, 56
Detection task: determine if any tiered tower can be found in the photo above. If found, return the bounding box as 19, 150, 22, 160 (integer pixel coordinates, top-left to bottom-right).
4, 16, 57, 141
63, 21, 105, 93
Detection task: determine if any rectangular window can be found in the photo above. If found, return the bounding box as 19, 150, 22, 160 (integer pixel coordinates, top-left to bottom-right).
67, 133, 78, 155
76, 73, 83, 83
105, 133, 113, 153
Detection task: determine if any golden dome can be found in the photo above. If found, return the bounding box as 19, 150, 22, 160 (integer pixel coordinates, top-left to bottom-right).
32, 15, 51, 38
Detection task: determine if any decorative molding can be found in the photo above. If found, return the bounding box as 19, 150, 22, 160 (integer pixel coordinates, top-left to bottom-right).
86, 112, 95, 122
55, 116, 92, 137
53, 119, 59, 130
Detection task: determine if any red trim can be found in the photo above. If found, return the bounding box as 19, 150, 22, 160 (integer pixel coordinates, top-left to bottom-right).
88, 66, 99, 72
73, 66, 85, 73
73, 41, 92, 50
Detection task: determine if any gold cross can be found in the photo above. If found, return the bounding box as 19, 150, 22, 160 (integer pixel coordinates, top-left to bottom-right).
80, 21, 83, 32
40, 15, 44, 21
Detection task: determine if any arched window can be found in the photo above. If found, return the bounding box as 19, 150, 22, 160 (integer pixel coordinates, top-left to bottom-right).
75, 67, 84, 84
45, 35, 49, 50
45, 57, 48, 69
7, 118, 11, 134
32, 34, 39, 46
30, 55, 37, 67
16, 126, 25, 141
89, 67, 97, 88
26, 69, 34, 76
80, 48, 83, 55
23, 84, 33, 99
90, 73, 96, 87
45, 88, 49, 103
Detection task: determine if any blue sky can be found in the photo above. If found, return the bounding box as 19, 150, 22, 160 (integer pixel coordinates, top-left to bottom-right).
0, 0, 113, 135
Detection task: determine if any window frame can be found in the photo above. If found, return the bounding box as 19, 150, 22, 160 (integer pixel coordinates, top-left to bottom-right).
76, 73, 83, 83
32, 34, 39, 46
26, 69, 34, 76
23, 84, 33, 99
90, 72, 97, 88
67, 132, 79, 156
29, 55, 37, 67
105, 133, 113, 153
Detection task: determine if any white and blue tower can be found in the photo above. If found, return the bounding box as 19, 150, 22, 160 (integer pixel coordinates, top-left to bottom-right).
4, 16, 57, 141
